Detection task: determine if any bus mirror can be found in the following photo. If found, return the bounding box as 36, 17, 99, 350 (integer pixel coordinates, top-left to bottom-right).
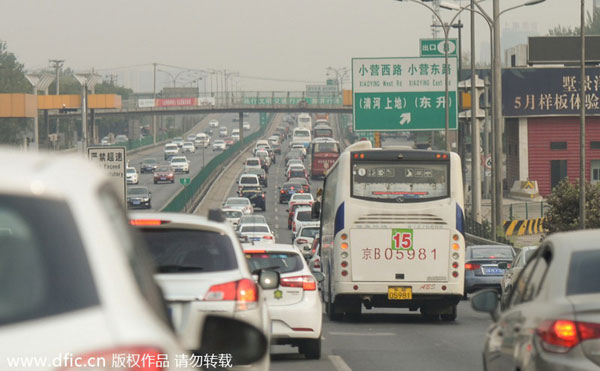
311, 201, 321, 219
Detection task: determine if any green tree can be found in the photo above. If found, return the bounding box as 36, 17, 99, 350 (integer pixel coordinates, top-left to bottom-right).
544, 178, 600, 234
548, 8, 600, 36
0, 40, 31, 144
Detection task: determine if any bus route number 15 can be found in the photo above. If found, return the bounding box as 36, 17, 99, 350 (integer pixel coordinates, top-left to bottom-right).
392, 229, 413, 250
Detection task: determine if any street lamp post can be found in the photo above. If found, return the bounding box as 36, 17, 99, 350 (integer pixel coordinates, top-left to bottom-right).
327, 67, 349, 98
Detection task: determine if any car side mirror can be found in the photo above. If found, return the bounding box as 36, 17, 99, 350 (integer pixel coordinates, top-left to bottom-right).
148, 192, 152, 196
471, 289, 500, 321
311, 201, 321, 219
258, 270, 280, 290
199, 315, 268, 366
312, 271, 325, 282
498, 262, 509, 269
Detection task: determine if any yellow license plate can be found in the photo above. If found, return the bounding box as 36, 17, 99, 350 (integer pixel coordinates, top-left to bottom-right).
388, 287, 412, 300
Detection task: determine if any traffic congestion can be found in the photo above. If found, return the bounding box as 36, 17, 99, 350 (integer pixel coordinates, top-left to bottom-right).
2, 110, 599, 371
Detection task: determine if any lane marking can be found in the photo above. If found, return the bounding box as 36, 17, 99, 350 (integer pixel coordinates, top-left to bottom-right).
329, 332, 395, 336
328, 355, 352, 371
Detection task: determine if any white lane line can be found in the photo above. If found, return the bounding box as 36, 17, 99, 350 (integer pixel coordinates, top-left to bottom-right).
328, 332, 395, 336
328, 355, 352, 371
275, 208, 278, 213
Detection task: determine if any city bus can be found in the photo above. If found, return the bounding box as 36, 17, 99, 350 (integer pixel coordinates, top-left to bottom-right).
310, 138, 340, 179
315, 140, 465, 321
312, 124, 334, 139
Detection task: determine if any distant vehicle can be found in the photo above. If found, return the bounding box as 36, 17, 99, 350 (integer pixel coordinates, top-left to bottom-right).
194, 132, 210, 148
285, 149, 305, 168
255, 150, 271, 168
170, 156, 190, 173
245, 167, 268, 187
222, 208, 243, 228
310, 138, 340, 179
125, 166, 138, 185
288, 177, 310, 193
238, 215, 268, 232
114, 134, 129, 144
219, 127, 228, 137
243, 243, 323, 359
238, 223, 275, 244
314, 113, 329, 121
181, 141, 196, 153
212, 140, 226, 151
313, 123, 333, 139
500, 245, 538, 307
293, 225, 320, 255
244, 157, 263, 172
153, 165, 175, 184
289, 192, 314, 207
472, 230, 600, 371
287, 166, 308, 182
223, 137, 235, 147
243, 121, 251, 130
279, 181, 305, 204
224, 197, 254, 215
140, 157, 158, 173
126, 185, 151, 209
100, 136, 111, 145
240, 186, 266, 211
209, 119, 219, 128
297, 113, 312, 131
291, 142, 307, 156
186, 134, 197, 142
292, 206, 318, 236
464, 244, 515, 298
172, 137, 184, 147
238, 174, 261, 194
164, 143, 179, 160
317, 140, 465, 321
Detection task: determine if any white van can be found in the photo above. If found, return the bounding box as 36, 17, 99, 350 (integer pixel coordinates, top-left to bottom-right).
297, 113, 312, 131
292, 127, 312, 149
194, 133, 210, 148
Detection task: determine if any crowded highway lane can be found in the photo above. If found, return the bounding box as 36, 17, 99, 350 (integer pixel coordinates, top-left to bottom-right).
215, 120, 492, 370
127, 113, 259, 211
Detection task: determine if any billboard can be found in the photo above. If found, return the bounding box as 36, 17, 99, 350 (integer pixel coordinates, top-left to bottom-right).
503, 67, 600, 117
156, 98, 198, 107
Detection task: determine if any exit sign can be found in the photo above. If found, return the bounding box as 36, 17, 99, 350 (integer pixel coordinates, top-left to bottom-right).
420, 38, 457, 58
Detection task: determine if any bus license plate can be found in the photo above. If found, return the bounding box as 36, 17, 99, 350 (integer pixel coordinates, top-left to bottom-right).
388, 287, 412, 300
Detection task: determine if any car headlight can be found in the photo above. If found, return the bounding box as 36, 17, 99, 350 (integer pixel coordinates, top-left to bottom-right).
143, 197, 150, 202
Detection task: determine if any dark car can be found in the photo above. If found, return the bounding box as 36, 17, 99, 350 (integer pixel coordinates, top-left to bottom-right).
287, 167, 308, 181
464, 244, 515, 297
240, 186, 266, 211
279, 182, 304, 204
153, 165, 175, 184
223, 137, 235, 147
126, 186, 152, 209
472, 230, 600, 371
140, 158, 158, 173
204, 128, 214, 136
245, 168, 268, 187
288, 177, 310, 193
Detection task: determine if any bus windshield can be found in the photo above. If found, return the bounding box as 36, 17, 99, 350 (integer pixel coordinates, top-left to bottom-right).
313, 142, 339, 154
351, 161, 449, 202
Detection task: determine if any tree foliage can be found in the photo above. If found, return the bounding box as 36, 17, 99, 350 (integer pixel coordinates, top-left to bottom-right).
0, 40, 31, 144
547, 8, 600, 36
544, 178, 600, 234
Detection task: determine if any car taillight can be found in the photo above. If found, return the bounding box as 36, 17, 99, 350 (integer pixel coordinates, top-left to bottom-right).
296, 239, 308, 244
205, 278, 258, 311
464, 263, 481, 270
537, 319, 600, 353
55, 346, 165, 370
280, 190, 285, 194
280, 275, 317, 291
293, 222, 296, 231
263, 235, 273, 240
313, 259, 321, 269
129, 219, 169, 226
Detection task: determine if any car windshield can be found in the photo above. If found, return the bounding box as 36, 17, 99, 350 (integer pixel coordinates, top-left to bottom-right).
290, 170, 305, 177
240, 216, 267, 224
300, 227, 320, 238
293, 194, 312, 201
223, 210, 242, 218
142, 158, 157, 164
171, 158, 186, 163
0, 195, 98, 326
165, 145, 177, 150
567, 250, 600, 295
246, 160, 260, 166
284, 183, 303, 190
313, 142, 339, 153
127, 187, 148, 195
470, 247, 514, 259
245, 252, 303, 274
241, 225, 270, 233
126, 168, 136, 174
240, 177, 258, 184
227, 199, 249, 205
296, 210, 312, 221
156, 166, 171, 172
138, 229, 237, 273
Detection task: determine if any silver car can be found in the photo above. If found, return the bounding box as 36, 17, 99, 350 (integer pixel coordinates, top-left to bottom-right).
472, 229, 600, 371
464, 244, 515, 297
500, 245, 538, 308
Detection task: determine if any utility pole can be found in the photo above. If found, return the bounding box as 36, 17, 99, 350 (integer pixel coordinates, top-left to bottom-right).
470, 0, 481, 222
492, 0, 504, 239
50, 59, 64, 148
153, 63, 157, 144
580, 0, 587, 229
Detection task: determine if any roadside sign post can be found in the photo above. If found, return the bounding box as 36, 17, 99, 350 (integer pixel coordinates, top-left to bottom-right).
87, 146, 127, 206
352, 57, 458, 133
180, 177, 191, 212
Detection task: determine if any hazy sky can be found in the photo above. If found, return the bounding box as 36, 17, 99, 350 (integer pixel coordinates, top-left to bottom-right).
0, 0, 585, 91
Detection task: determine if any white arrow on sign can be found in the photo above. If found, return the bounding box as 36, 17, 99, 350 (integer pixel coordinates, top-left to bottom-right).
399, 112, 412, 125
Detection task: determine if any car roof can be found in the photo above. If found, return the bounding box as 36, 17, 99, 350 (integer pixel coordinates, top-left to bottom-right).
544, 230, 600, 253
129, 211, 233, 233
226, 197, 250, 202
221, 208, 242, 213
242, 243, 299, 254
289, 177, 308, 183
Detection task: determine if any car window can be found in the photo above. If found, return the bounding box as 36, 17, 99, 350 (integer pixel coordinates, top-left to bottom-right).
241, 226, 270, 233
471, 247, 514, 259
508, 247, 549, 307
223, 210, 242, 218
138, 229, 238, 273
512, 253, 523, 268
0, 195, 98, 327
301, 228, 320, 238
240, 177, 258, 184
296, 210, 312, 221
245, 252, 304, 274
567, 250, 600, 295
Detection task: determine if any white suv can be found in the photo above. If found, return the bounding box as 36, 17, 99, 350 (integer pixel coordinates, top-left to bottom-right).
0, 149, 192, 371
129, 212, 279, 371
169, 155, 190, 173
164, 143, 179, 160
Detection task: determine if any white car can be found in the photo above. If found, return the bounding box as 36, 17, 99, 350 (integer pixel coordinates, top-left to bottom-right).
213, 140, 226, 151
293, 225, 320, 255
291, 142, 307, 156
219, 127, 228, 137
195, 133, 210, 148
182, 141, 196, 153
255, 150, 271, 167
268, 135, 280, 147
125, 166, 139, 184
243, 243, 323, 359
285, 159, 304, 173
0, 148, 192, 371
224, 197, 254, 215
164, 143, 179, 160
186, 134, 197, 142
237, 214, 268, 232
172, 137, 184, 147
209, 119, 219, 128
129, 212, 279, 371
292, 206, 319, 236
170, 155, 190, 173
238, 223, 275, 244
238, 174, 261, 194
243, 121, 251, 130
244, 157, 262, 172
222, 208, 243, 228
289, 192, 314, 206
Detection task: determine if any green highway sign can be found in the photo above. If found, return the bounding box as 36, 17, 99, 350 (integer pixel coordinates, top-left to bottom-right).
180, 177, 191, 186
352, 57, 458, 131
420, 38, 458, 58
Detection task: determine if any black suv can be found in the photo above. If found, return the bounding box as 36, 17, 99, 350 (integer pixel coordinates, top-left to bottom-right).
240, 186, 266, 211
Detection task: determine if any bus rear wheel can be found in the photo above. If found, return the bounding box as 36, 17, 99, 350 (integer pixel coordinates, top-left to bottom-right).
440, 305, 457, 322
327, 298, 342, 321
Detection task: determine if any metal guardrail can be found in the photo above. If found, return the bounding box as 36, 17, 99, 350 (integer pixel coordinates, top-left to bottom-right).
505, 201, 548, 221
465, 217, 513, 246
161, 114, 275, 212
